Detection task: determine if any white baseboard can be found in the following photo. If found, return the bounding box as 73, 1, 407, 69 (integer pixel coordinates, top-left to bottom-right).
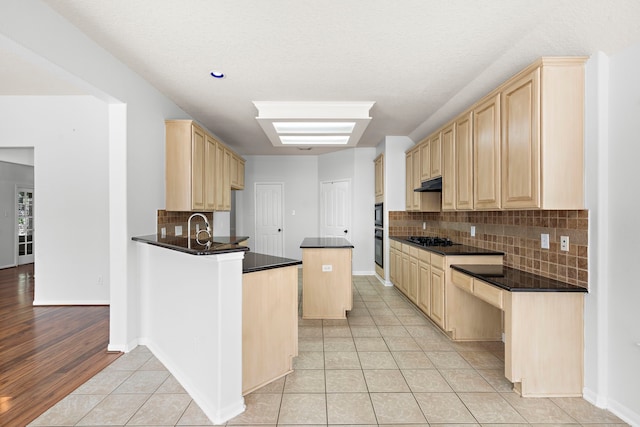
108, 338, 140, 353
352, 270, 375, 276
583, 387, 639, 426
32, 299, 110, 306
0, 263, 17, 270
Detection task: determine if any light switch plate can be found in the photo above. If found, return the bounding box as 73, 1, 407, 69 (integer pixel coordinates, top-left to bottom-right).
541, 233, 550, 249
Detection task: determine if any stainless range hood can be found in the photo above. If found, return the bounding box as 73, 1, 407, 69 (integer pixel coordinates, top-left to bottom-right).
414, 176, 442, 192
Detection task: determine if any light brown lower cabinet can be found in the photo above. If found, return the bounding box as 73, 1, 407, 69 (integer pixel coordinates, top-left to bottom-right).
451, 271, 584, 397
390, 241, 503, 341
242, 265, 298, 395
301, 247, 353, 319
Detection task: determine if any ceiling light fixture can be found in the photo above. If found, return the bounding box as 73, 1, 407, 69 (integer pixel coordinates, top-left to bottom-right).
280, 135, 350, 145
253, 101, 375, 148
209, 70, 225, 79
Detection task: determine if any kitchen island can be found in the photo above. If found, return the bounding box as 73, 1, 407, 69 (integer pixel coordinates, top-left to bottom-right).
450, 264, 587, 397
300, 237, 354, 319
132, 234, 299, 423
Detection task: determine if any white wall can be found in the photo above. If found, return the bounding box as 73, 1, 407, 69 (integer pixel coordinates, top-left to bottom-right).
240, 155, 319, 261
0, 148, 34, 166
0, 160, 34, 268
604, 42, 640, 423
1, 1, 189, 349
0, 97, 110, 303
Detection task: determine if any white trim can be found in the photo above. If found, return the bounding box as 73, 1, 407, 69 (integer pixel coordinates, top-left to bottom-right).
606, 397, 640, 427
352, 270, 375, 276
15, 185, 35, 265
32, 299, 110, 306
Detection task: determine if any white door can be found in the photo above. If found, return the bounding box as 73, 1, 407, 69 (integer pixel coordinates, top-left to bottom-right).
320, 180, 351, 240
255, 183, 284, 256
17, 187, 34, 265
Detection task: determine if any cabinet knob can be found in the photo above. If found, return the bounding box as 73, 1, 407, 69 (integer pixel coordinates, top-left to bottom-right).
278, 228, 282, 232
344, 230, 348, 234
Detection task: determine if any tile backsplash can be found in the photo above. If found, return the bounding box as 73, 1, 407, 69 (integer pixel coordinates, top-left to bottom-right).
157, 210, 213, 238
389, 210, 588, 289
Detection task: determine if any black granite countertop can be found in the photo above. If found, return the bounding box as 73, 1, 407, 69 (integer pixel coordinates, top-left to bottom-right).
132, 234, 249, 256
300, 237, 354, 248
243, 252, 302, 274
450, 264, 588, 293
390, 236, 504, 256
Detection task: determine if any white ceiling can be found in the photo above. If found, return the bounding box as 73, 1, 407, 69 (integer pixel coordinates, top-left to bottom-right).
5, 0, 640, 155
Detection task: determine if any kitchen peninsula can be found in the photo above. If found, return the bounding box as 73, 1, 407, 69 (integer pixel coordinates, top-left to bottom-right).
132, 234, 300, 423
300, 237, 354, 319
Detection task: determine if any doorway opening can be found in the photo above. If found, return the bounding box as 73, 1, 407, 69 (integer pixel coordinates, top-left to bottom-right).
17, 187, 34, 265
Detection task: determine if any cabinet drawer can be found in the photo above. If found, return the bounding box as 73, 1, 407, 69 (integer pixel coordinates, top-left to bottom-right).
402, 244, 411, 254
430, 253, 445, 270
391, 240, 400, 250
409, 246, 420, 258
473, 279, 503, 309
418, 249, 430, 263
451, 269, 474, 293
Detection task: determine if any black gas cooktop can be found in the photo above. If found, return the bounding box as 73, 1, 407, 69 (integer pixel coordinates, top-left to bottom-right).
406, 236, 457, 247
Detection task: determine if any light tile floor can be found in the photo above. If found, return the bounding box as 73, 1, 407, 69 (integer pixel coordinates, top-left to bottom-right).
30, 275, 628, 426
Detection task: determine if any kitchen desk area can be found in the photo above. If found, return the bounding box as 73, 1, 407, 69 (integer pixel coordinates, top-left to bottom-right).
450, 264, 587, 398
300, 237, 353, 319
132, 234, 301, 423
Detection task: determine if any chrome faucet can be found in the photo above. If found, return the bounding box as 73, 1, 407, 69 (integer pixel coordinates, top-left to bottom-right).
187, 213, 212, 248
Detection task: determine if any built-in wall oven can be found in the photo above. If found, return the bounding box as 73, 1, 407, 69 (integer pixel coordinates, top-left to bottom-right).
374, 228, 383, 267
374, 203, 383, 228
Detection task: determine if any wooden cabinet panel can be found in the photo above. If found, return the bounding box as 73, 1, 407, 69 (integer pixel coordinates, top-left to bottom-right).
501, 69, 540, 209
408, 252, 419, 303
441, 123, 456, 211
411, 148, 421, 209
455, 112, 473, 210
474, 94, 501, 210
374, 154, 384, 203
430, 267, 445, 329
430, 133, 442, 177
400, 250, 410, 295
191, 126, 206, 210
405, 154, 412, 211
419, 140, 430, 182
451, 269, 474, 293
204, 135, 217, 211
230, 153, 245, 190
215, 144, 231, 211
417, 260, 431, 315
473, 279, 503, 309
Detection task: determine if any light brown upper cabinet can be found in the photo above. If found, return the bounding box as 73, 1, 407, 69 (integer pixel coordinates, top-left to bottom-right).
430, 133, 442, 177
406, 146, 441, 212
441, 123, 456, 211
166, 120, 211, 211
419, 139, 431, 182
165, 120, 244, 212
473, 94, 501, 210
374, 154, 384, 204
455, 111, 474, 210
215, 143, 231, 211
230, 152, 245, 190
501, 57, 586, 209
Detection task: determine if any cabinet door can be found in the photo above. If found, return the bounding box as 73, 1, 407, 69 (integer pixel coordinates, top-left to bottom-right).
441, 123, 456, 211
501, 68, 540, 209
408, 255, 419, 303
400, 251, 410, 295
419, 140, 430, 182
455, 112, 474, 210
374, 154, 384, 202
191, 125, 206, 210
238, 158, 245, 189
430, 133, 442, 177
417, 260, 431, 315
389, 248, 396, 284
204, 135, 217, 211
230, 153, 245, 190
430, 267, 445, 328
214, 143, 229, 210
474, 94, 501, 210
223, 148, 231, 210
411, 149, 421, 210
405, 154, 413, 211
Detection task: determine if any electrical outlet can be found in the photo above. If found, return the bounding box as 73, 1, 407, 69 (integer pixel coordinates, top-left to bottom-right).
322, 264, 333, 272
175, 225, 182, 236
541, 233, 550, 249
470, 225, 476, 237
161, 227, 166, 237
561, 236, 569, 251
422, 222, 426, 230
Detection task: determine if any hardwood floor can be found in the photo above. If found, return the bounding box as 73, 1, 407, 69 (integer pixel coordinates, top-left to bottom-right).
0, 264, 121, 426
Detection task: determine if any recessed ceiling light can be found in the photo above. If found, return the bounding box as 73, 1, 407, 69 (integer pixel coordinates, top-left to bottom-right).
280, 135, 350, 145
209, 70, 225, 79
273, 122, 356, 134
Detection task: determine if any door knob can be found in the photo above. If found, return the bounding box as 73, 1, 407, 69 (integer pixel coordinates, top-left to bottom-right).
278, 228, 282, 232
344, 230, 348, 233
